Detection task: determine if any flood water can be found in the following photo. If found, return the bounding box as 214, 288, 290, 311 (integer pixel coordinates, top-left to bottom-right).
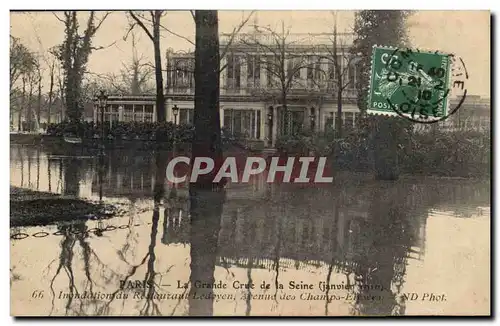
9, 144, 491, 316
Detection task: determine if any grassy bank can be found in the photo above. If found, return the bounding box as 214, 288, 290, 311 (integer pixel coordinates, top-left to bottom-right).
10, 187, 118, 227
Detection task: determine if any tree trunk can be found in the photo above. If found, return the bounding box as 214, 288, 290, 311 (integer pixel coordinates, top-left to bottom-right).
48, 64, 54, 125
27, 77, 34, 131
191, 10, 223, 188
153, 11, 166, 123
372, 118, 399, 180
281, 91, 288, 136
188, 188, 224, 316
37, 74, 42, 130
18, 76, 26, 131
189, 11, 225, 317
336, 86, 342, 139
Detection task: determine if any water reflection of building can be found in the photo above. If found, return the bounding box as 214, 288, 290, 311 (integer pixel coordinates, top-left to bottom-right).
159, 186, 429, 268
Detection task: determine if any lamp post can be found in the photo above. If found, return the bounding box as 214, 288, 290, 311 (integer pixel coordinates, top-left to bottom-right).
309, 107, 316, 132
172, 104, 179, 125
172, 104, 179, 148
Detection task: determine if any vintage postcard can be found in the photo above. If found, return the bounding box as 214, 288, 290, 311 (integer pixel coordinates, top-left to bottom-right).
9, 10, 490, 316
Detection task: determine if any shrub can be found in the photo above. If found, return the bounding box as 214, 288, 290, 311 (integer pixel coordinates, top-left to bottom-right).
46, 121, 195, 144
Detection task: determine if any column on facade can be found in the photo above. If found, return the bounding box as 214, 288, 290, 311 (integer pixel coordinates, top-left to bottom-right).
132, 104, 135, 122
93, 105, 98, 122
118, 106, 124, 122
166, 98, 173, 123
259, 105, 265, 141
253, 109, 258, 138
142, 105, 145, 122
260, 57, 267, 88
220, 56, 227, 95
321, 57, 328, 90
153, 105, 157, 122
272, 106, 278, 148
109, 105, 113, 129
219, 106, 224, 128
316, 106, 321, 132
240, 55, 247, 94
300, 57, 307, 83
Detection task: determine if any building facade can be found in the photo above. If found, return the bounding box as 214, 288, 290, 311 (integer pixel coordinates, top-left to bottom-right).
96, 32, 490, 145
99, 32, 362, 146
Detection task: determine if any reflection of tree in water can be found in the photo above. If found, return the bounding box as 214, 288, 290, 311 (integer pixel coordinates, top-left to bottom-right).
188, 185, 225, 316
63, 157, 82, 197
138, 200, 162, 316
345, 183, 427, 316
47, 154, 153, 316
100, 151, 168, 316
48, 220, 120, 316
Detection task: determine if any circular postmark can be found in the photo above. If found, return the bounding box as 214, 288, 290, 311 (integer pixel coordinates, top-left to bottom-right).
385, 47, 468, 123
372, 46, 468, 124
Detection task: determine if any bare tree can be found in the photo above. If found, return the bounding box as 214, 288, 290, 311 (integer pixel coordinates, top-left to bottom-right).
238, 22, 321, 136
316, 13, 358, 139
46, 49, 58, 125
166, 11, 254, 81
35, 58, 43, 129
127, 11, 167, 123
92, 31, 155, 96
25, 60, 38, 131
10, 36, 37, 129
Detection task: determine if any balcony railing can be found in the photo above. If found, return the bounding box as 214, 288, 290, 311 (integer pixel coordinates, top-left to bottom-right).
167, 84, 358, 99
220, 32, 355, 47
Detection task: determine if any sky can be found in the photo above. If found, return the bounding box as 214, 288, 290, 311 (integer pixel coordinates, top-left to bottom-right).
10, 10, 490, 97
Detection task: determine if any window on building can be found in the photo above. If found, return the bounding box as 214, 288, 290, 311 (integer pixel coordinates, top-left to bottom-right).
328, 63, 335, 80
480, 116, 490, 130
314, 60, 322, 81
144, 105, 154, 122
179, 108, 194, 125
307, 56, 314, 80
266, 56, 276, 88
247, 54, 261, 88
226, 54, 241, 89
344, 112, 354, 128
227, 54, 234, 78
347, 59, 356, 88
134, 105, 145, 122
123, 104, 134, 122
173, 59, 194, 89
325, 113, 335, 130
287, 57, 301, 84
223, 109, 261, 139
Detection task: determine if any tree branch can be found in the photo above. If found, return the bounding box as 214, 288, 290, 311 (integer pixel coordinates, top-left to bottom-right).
128, 11, 154, 41
93, 12, 111, 34
158, 23, 195, 45
52, 12, 65, 24
220, 11, 255, 59
90, 41, 117, 51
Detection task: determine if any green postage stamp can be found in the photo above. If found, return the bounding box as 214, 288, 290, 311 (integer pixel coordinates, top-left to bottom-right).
367, 45, 453, 121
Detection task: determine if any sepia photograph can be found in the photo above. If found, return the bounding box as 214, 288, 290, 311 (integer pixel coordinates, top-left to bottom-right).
9, 9, 491, 317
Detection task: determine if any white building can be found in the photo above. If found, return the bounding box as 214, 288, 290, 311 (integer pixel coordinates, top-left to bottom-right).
99, 31, 362, 147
